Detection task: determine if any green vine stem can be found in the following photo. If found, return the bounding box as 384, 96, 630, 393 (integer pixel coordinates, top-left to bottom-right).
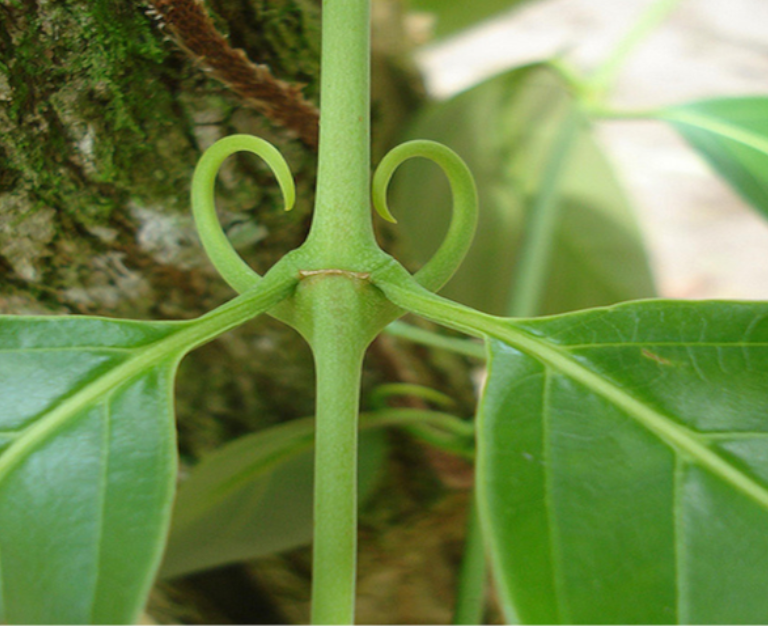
298, 275, 378, 625
304, 0, 378, 266
310, 335, 366, 625
186, 0, 482, 621
298, 2, 379, 621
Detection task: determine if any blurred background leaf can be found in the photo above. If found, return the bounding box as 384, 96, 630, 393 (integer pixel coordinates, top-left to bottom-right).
387, 63, 655, 316
161, 421, 387, 580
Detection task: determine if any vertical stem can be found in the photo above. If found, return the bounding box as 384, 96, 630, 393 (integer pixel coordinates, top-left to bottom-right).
309, 281, 369, 625
307, 0, 377, 263
508, 109, 580, 318
588, 0, 684, 99
453, 500, 487, 625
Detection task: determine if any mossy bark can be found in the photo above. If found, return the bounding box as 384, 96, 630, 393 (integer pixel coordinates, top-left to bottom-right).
0, 0, 479, 623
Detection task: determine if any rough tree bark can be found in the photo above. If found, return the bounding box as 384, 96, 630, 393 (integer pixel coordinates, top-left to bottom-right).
0, 1, 478, 623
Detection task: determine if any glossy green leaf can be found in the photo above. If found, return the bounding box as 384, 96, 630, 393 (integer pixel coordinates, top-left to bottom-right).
476, 300, 768, 623
0, 315, 186, 624
408, 0, 530, 38
161, 420, 388, 579
389, 64, 655, 316
661, 97, 768, 219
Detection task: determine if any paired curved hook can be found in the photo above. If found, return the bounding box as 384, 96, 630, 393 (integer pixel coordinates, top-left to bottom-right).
373, 140, 478, 292
191, 135, 295, 293
192, 135, 477, 296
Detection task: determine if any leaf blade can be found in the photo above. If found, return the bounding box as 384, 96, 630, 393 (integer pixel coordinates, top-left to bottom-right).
0, 280, 293, 622
476, 301, 768, 623
662, 97, 768, 218
0, 316, 184, 624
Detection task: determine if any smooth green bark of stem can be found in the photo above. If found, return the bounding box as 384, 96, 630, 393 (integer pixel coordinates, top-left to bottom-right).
186, 1, 480, 622
309, 309, 367, 625
296, 275, 386, 625
295, 2, 388, 615
306, 0, 379, 265
508, 109, 580, 318
311, 345, 363, 625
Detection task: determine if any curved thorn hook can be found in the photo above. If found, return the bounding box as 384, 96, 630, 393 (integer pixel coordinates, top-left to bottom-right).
372, 140, 478, 292
192, 134, 296, 293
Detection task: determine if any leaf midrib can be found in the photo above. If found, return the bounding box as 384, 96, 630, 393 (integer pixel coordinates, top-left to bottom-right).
379, 276, 768, 512
490, 326, 768, 511
0, 335, 190, 621
0, 277, 296, 487
664, 109, 768, 155
0, 330, 189, 485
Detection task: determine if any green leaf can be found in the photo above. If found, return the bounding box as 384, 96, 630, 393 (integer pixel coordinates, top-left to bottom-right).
476, 300, 768, 623
161, 420, 388, 579
408, 0, 530, 38
0, 281, 298, 622
661, 97, 768, 219
0, 315, 186, 624
389, 64, 655, 316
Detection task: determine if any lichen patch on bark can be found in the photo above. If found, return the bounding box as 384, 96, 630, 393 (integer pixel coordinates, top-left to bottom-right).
0, 191, 56, 282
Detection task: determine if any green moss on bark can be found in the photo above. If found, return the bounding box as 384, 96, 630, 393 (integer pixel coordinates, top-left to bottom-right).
0, 0, 198, 224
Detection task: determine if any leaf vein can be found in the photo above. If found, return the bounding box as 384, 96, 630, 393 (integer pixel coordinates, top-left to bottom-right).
542, 368, 567, 623
89, 400, 112, 622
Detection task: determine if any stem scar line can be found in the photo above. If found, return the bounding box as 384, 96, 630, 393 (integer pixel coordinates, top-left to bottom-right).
298, 269, 372, 281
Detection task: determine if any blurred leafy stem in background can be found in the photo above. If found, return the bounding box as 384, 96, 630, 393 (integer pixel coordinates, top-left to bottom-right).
2, 0, 768, 625
390, 63, 655, 317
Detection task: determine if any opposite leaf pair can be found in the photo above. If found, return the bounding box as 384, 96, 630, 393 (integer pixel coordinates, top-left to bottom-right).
3, 126, 768, 623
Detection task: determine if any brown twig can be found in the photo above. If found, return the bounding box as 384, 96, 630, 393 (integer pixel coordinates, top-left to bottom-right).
147, 0, 320, 149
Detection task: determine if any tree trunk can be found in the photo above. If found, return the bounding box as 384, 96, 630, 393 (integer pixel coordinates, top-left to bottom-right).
0, 1, 478, 623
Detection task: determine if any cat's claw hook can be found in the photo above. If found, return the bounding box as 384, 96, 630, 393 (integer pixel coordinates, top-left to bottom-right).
192, 135, 295, 293
372, 140, 478, 292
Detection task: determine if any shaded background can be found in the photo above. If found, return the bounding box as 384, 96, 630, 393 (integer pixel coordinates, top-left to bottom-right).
420, 0, 768, 300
